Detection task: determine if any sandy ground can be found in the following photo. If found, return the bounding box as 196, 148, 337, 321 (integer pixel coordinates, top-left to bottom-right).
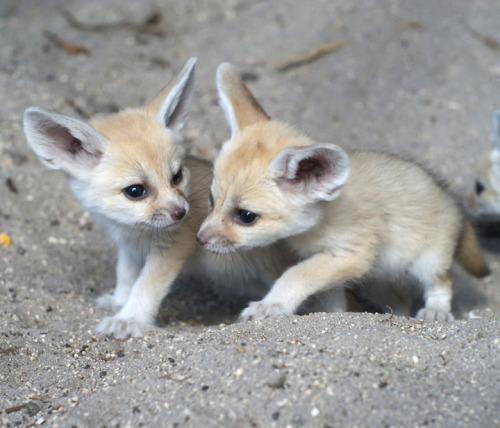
1, 1, 499, 426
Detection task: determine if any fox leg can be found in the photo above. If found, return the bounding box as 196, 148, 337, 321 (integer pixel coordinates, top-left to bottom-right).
240, 251, 371, 321
96, 246, 142, 310
415, 272, 454, 321
410, 253, 455, 321
96, 239, 195, 338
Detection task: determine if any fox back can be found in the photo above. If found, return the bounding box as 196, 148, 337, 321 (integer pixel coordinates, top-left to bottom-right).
204, 121, 466, 276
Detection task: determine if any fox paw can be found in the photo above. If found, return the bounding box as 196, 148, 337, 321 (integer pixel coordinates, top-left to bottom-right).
239, 301, 290, 322
416, 308, 455, 322
96, 294, 125, 311
95, 316, 146, 339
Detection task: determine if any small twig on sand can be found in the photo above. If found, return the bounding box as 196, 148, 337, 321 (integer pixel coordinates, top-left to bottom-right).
394, 20, 424, 31
43, 30, 90, 55
377, 305, 394, 326
275, 39, 351, 72
159, 373, 192, 383
5, 403, 27, 414
468, 27, 499, 51
61, 9, 166, 37
386, 305, 394, 326
28, 395, 53, 403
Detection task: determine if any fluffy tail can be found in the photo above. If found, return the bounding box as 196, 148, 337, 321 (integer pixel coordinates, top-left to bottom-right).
455, 221, 490, 277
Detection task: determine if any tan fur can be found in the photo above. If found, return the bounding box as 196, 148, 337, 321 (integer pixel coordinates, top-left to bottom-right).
217, 64, 270, 133
89, 111, 187, 220
456, 221, 490, 277
198, 63, 489, 321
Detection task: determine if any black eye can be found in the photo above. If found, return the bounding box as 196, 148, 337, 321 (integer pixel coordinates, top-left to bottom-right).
123, 184, 147, 200
173, 169, 183, 185
475, 180, 485, 195
208, 190, 214, 208
237, 209, 258, 225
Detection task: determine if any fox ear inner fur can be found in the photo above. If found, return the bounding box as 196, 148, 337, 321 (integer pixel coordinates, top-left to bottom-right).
23, 107, 106, 177
270, 143, 351, 201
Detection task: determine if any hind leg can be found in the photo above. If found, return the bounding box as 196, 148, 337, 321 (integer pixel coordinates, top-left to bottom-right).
416, 273, 454, 321
410, 255, 454, 321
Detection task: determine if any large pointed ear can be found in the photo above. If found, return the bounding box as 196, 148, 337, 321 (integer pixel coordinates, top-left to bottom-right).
269, 144, 351, 201
23, 107, 106, 177
145, 57, 197, 133
216, 63, 270, 138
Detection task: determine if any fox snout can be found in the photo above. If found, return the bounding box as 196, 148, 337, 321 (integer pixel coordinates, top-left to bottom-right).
195, 230, 209, 247
171, 206, 187, 221
151, 202, 188, 228
196, 223, 235, 253
196, 224, 216, 248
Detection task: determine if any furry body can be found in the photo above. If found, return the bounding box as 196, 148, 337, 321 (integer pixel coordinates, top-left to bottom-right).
197, 64, 489, 322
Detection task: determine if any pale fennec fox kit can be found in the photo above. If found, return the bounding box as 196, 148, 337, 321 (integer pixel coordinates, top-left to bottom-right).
23, 59, 205, 338
197, 63, 489, 322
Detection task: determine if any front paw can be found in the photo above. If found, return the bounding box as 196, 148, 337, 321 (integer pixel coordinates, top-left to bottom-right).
96, 293, 124, 311
95, 316, 147, 339
239, 300, 290, 322
416, 308, 455, 322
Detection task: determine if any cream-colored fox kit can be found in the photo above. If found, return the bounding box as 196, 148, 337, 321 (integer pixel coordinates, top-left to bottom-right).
197, 63, 490, 322
23, 59, 205, 338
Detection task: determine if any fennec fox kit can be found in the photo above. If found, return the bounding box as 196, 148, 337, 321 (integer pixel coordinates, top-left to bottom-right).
197, 63, 489, 322
469, 110, 500, 219
24, 59, 208, 338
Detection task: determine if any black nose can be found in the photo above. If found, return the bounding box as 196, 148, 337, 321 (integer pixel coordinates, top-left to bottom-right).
171, 207, 186, 221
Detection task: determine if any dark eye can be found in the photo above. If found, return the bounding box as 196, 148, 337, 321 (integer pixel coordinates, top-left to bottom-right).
237, 209, 258, 225
173, 169, 183, 185
475, 180, 485, 195
208, 190, 214, 209
123, 184, 147, 200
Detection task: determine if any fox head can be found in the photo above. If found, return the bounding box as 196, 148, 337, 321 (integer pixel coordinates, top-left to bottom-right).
470, 110, 500, 219
24, 58, 197, 231
196, 63, 351, 253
